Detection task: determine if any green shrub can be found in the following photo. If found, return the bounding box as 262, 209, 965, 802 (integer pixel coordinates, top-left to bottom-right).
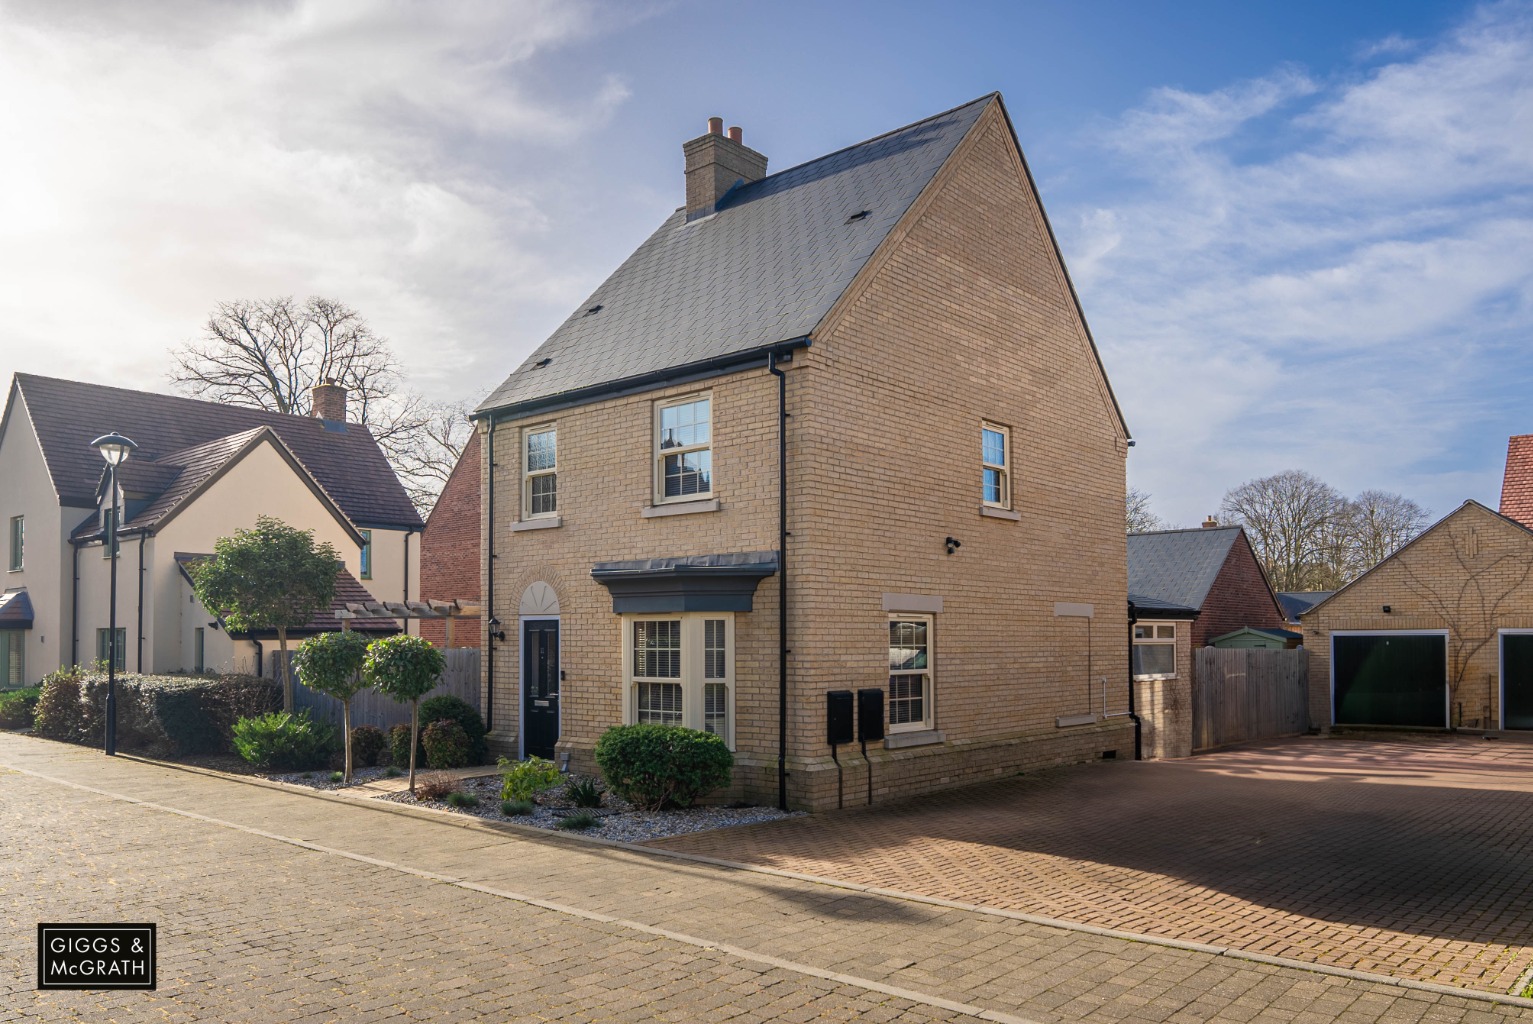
350, 725, 387, 768
387, 723, 414, 767
231, 710, 337, 771
415, 772, 458, 801
385, 765, 403, 777
594, 724, 733, 810
0, 687, 41, 730
329, 771, 344, 783
498, 755, 561, 802
417, 695, 487, 764
32, 668, 86, 741
445, 791, 479, 809
501, 798, 534, 816
201, 675, 282, 748
564, 775, 604, 808
421, 718, 472, 769
556, 811, 598, 831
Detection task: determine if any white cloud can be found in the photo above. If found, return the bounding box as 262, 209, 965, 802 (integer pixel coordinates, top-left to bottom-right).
1067, 1, 1533, 529
0, 0, 643, 402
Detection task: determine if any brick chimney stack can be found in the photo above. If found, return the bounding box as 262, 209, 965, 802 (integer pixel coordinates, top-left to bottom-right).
683, 115, 767, 221
1202, 516, 1219, 529
311, 379, 347, 422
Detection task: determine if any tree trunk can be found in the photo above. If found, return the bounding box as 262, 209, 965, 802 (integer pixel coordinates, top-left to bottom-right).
342, 698, 353, 784
278, 627, 293, 712
408, 699, 419, 795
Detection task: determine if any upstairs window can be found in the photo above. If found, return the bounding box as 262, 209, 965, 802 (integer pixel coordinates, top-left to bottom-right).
982, 423, 1010, 509
523, 426, 558, 518
7, 515, 20, 571
359, 530, 372, 580
655, 395, 712, 502
1132, 623, 1177, 678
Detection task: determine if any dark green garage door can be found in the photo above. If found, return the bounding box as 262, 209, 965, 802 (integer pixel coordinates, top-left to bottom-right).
1502, 634, 1533, 730
1332, 633, 1446, 727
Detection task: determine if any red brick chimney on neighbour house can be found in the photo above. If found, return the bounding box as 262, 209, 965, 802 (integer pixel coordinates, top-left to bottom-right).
683, 116, 768, 220
311, 379, 347, 422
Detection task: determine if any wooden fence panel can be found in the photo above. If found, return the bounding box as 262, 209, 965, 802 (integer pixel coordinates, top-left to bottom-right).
1192, 647, 1308, 752
268, 648, 481, 731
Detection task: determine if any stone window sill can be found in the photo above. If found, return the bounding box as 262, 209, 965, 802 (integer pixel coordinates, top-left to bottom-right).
884, 729, 945, 750
980, 506, 1021, 521
512, 517, 562, 532
1056, 713, 1097, 728
642, 498, 721, 518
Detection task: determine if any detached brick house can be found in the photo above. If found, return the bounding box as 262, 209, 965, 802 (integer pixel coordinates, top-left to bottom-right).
419, 431, 481, 649
471, 95, 1133, 809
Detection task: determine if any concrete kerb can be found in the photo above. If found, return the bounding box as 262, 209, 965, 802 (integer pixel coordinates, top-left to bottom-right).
23, 743, 1533, 1012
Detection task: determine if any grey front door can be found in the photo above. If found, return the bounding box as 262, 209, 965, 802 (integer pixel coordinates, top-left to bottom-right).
522, 619, 559, 759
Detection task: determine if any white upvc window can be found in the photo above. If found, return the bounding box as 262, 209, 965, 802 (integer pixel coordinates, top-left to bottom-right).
888, 615, 934, 732
654, 394, 712, 502
1132, 623, 1177, 679
982, 423, 1010, 509
7, 515, 21, 571
622, 613, 734, 747
523, 425, 557, 518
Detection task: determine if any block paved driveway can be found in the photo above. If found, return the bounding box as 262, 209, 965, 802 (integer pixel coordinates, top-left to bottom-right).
654, 735, 1533, 995
4, 734, 1532, 1023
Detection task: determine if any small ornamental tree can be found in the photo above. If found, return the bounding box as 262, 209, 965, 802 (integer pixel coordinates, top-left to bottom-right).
292, 630, 371, 782
189, 516, 340, 711
363, 634, 445, 795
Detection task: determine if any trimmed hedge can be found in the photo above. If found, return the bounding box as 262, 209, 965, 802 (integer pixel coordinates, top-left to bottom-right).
417, 695, 487, 764
422, 718, 472, 769
31, 670, 280, 755
593, 724, 734, 810
350, 725, 387, 768
0, 687, 42, 729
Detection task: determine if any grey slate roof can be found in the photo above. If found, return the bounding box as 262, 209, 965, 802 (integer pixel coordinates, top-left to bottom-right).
9, 374, 421, 529
476, 95, 997, 417
1127, 527, 1244, 615
1277, 591, 1334, 622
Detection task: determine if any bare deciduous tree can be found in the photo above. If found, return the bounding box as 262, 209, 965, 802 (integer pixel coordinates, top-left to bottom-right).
1351, 489, 1431, 567
1126, 487, 1168, 533
170, 296, 468, 513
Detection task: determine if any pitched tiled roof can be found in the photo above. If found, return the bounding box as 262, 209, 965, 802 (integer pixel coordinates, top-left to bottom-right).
173, 553, 396, 636
1127, 527, 1244, 614
11, 374, 421, 529
0, 589, 33, 628
1500, 434, 1533, 528
477, 95, 996, 417
1276, 591, 1334, 622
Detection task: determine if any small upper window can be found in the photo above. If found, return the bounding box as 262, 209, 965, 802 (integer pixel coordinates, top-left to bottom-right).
1132, 622, 1177, 678
982, 423, 1010, 509
7, 515, 21, 571
523, 426, 557, 518
655, 396, 712, 502
359, 529, 372, 580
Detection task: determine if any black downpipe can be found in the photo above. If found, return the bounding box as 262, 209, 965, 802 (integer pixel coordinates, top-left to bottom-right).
70, 542, 79, 667
1126, 600, 1143, 760
402, 529, 412, 634
769, 352, 789, 812
252, 639, 264, 679
137, 532, 146, 672
485, 419, 497, 732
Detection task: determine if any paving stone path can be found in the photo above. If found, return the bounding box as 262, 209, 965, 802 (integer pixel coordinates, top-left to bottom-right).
653, 736, 1533, 994
2, 733, 1532, 1023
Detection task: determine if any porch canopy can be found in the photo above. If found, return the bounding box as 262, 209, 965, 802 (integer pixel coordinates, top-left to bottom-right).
335, 598, 483, 645
0, 589, 33, 629
591, 551, 778, 613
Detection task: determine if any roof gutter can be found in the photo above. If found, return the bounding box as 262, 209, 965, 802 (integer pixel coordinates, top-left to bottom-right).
472, 338, 811, 424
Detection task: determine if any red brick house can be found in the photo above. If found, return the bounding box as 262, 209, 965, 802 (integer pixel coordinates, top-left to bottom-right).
1499, 433, 1533, 528
419, 431, 481, 648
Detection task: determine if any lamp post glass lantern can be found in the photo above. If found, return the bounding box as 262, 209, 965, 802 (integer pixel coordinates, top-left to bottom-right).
91, 433, 137, 756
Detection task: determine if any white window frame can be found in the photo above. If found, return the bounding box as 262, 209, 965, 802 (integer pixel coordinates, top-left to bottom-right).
96, 627, 126, 672
653, 393, 713, 504
981, 422, 1011, 510
887, 614, 935, 733
7, 515, 21, 571
620, 612, 735, 748
1132, 622, 1177, 679
359, 529, 372, 580
522, 424, 558, 519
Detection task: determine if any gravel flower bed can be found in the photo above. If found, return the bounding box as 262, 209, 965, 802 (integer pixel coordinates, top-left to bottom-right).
264, 765, 400, 790
378, 774, 804, 843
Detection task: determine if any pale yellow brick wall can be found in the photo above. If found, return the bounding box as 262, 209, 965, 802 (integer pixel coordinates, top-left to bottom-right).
1134, 619, 1193, 759
1301, 502, 1533, 730
483, 100, 1135, 808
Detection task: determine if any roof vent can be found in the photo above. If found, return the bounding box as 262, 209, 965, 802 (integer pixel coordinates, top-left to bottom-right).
584, 304, 603, 316
845, 210, 871, 223
534, 357, 552, 369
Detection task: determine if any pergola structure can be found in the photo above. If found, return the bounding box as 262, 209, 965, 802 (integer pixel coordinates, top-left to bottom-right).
335, 598, 482, 646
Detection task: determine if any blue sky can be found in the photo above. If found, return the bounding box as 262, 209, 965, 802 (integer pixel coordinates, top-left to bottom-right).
1, 0, 1528, 527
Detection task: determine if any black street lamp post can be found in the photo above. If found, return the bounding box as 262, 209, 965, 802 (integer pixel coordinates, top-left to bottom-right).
92, 432, 137, 757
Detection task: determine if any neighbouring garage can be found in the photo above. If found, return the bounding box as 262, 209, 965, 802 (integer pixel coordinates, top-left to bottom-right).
1501, 631, 1533, 730
1331, 632, 1446, 727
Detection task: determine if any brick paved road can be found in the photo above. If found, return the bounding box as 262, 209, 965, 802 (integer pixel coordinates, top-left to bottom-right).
653, 736, 1533, 994
3, 733, 1532, 1023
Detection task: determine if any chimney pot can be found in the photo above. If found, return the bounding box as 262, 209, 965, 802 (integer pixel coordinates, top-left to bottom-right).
683, 116, 768, 221
727, 125, 742, 143
1202, 516, 1219, 529
311, 380, 348, 422
707, 116, 723, 135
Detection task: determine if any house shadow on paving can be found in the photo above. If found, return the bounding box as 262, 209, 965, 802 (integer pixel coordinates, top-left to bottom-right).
649, 737, 1533, 952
